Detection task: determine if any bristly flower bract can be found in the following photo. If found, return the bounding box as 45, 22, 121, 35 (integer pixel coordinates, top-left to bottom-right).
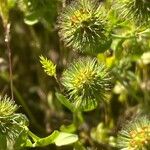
58, 0, 111, 54
117, 116, 150, 150
61, 57, 113, 111
115, 0, 150, 26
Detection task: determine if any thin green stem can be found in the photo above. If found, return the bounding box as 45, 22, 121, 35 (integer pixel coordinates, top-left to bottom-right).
111, 34, 136, 39
73, 111, 83, 128
28, 130, 40, 142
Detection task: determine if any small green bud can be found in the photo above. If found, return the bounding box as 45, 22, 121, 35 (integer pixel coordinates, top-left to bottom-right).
40, 55, 56, 77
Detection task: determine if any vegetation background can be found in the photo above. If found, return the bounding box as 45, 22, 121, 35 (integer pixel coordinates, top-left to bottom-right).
0, 0, 150, 149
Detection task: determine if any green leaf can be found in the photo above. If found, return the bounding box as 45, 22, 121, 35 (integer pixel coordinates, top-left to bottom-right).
24, 13, 39, 25
35, 130, 59, 147
55, 92, 75, 112
60, 124, 76, 133
0, 134, 7, 150
7, 0, 16, 9
76, 97, 98, 112
14, 129, 32, 149
24, 18, 38, 26
28, 130, 78, 147
54, 132, 78, 146
74, 142, 86, 150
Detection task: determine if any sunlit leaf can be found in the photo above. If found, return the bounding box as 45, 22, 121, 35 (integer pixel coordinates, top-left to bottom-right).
54, 132, 78, 146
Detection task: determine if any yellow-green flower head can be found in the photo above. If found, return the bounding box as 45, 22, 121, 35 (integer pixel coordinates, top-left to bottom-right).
0, 95, 29, 144
61, 58, 113, 111
0, 95, 17, 117
115, 0, 150, 26
58, 0, 111, 54
117, 116, 150, 150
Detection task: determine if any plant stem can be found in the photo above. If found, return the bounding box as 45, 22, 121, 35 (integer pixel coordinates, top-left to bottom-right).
28, 129, 40, 142
111, 34, 136, 39
4, 23, 14, 100
73, 111, 83, 127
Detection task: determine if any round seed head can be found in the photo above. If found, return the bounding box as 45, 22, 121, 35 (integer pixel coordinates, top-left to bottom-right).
117, 116, 150, 150
0, 95, 28, 145
61, 57, 113, 111
58, 0, 111, 54
115, 0, 150, 26
0, 95, 17, 117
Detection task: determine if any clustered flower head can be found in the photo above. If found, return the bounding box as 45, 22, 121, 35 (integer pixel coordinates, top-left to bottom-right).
58, 0, 111, 54
61, 57, 113, 111
0, 95, 28, 142
0, 95, 17, 117
115, 0, 150, 26
117, 116, 150, 150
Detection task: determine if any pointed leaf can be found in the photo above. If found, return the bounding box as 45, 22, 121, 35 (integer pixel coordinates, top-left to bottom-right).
56, 93, 75, 112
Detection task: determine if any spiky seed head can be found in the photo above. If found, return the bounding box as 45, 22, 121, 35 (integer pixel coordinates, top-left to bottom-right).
115, 0, 150, 26
40, 55, 56, 77
61, 57, 113, 111
0, 95, 29, 146
58, 0, 111, 54
117, 116, 150, 150
0, 95, 17, 117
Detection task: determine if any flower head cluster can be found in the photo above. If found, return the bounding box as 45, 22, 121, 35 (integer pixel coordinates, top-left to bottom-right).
117, 116, 150, 150
115, 0, 150, 26
0, 95, 28, 143
58, 0, 111, 54
61, 58, 113, 111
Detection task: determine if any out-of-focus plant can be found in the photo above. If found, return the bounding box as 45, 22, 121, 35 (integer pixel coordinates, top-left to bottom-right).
17, 0, 59, 27
0, 0, 150, 149
115, 0, 150, 26
117, 116, 150, 150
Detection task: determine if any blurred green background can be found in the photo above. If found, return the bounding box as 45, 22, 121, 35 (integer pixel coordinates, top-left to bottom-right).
0, 0, 150, 149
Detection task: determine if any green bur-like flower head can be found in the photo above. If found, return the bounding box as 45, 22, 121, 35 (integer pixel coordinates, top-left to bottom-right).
61, 58, 113, 111
117, 116, 150, 150
58, 0, 111, 54
0, 95, 17, 117
0, 95, 29, 143
115, 0, 150, 26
